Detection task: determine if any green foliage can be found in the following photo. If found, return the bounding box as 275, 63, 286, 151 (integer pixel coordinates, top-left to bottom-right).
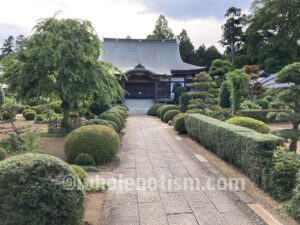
179, 92, 191, 113
188, 72, 219, 113
226, 70, 250, 112
172, 113, 186, 134
1, 111, 11, 120
240, 100, 262, 109
81, 166, 101, 172
48, 101, 63, 114
0, 153, 85, 225
239, 109, 290, 123
64, 125, 120, 164
209, 59, 234, 84
226, 117, 270, 134
109, 108, 127, 120
19, 130, 42, 152
24, 111, 36, 120
0, 147, 6, 161
147, 103, 164, 116
218, 81, 231, 108
0, 101, 18, 120
195, 44, 222, 68
74, 153, 96, 166
163, 110, 181, 123
159, 105, 179, 120
85, 119, 116, 131
281, 183, 300, 221
60, 117, 73, 134
177, 29, 196, 64
0, 88, 4, 107
29, 105, 45, 114
257, 99, 269, 109
89, 101, 111, 115
1, 16, 125, 122
70, 165, 88, 186
174, 86, 187, 104
147, 15, 174, 39
185, 113, 283, 188
157, 104, 167, 118
276, 62, 300, 85
0, 134, 19, 153
101, 112, 125, 130
208, 108, 233, 121
267, 146, 300, 201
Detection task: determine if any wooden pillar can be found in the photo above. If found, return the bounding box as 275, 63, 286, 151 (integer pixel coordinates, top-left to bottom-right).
155, 80, 158, 103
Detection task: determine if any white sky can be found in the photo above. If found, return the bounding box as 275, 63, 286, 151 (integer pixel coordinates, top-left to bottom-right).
0, 0, 250, 52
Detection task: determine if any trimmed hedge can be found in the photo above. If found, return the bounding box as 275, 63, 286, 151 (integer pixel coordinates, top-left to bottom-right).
147, 103, 164, 116
163, 110, 181, 123
74, 152, 96, 166
185, 114, 283, 187
64, 125, 120, 164
159, 105, 179, 120
98, 114, 122, 132
101, 112, 125, 129
226, 117, 271, 134
85, 119, 116, 131
157, 104, 167, 118
172, 113, 186, 134
106, 120, 119, 133
283, 183, 300, 221
238, 109, 290, 123
0, 153, 85, 225
24, 110, 36, 120
70, 165, 88, 186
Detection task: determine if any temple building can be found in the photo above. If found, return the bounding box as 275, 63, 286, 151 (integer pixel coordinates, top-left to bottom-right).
100, 38, 205, 103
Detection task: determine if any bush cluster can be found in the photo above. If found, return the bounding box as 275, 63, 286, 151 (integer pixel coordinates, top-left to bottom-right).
74, 152, 96, 166
179, 93, 191, 113
64, 125, 120, 164
163, 110, 181, 123
70, 164, 88, 186
85, 119, 116, 131
226, 117, 270, 134
99, 113, 122, 132
147, 103, 165, 116
238, 109, 290, 123
24, 109, 36, 120
185, 114, 283, 188
159, 105, 179, 120
172, 113, 186, 134
0, 153, 85, 225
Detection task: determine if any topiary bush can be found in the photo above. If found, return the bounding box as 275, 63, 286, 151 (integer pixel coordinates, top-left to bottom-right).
226, 117, 271, 134
238, 109, 290, 123
74, 152, 96, 166
218, 81, 231, 108
64, 125, 120, 164
85, 119, 116, 131
22, 109, 35, 117
157, 104, 167, 118
163, 110, 181, 123
0, 147, 6, 161
0, 153, 85, 225
179, 92, 191, 113
109, 108, 127, 120
174, 86, 187, 104
70, 165, 88, 186
172, 113, 186, 134
106, 120, 119, 133
24, 110, 36, 120
147, 103, 164, 116
29, 105, 45, 114
98, 114, 122, 132
159, 105, 179, 120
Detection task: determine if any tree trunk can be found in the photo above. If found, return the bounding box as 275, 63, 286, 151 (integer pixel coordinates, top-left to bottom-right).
62, 101, 70, 121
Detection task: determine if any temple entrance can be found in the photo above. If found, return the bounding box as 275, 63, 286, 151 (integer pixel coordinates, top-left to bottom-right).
125, 83, 155, 99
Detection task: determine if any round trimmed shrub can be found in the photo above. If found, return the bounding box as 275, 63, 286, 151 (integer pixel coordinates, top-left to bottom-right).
74, 152, 96, 166
64, 125, 120, 164
24, 110, 36, 120
157, 104, 167, 118
0, 147, 6, 161
173, 113, 186, 134
99, 113, 122, 132
106, 120, 119, 132
226, 117, 271, 134
69, 112, 79, 119
2, 111, 11, 120
0, 153, 85, 225
111, 106, 128, 113
70, 165, 88, 185
22, 109, 35, 116
109, 108, 127, 119
30, 105, 45, 114
147, 103, 164, 116
112, 104, 128, 111
106, 111, 125, 126
85, 119, 115, 131
159, 105, 179, 120
163, 110, 181, 123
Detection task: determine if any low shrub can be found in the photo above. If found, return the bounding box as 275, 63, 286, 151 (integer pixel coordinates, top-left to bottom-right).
226, 117, 270, 134
185, 114, 283, 188
1, 111, 11, 120
98, 114, 122, 132
74, 153, 96, 166
156, 104, 166, 118
282, 183, 300, 221
174, 86, 187, 104
238, 109, 290, 123
85, 119, 116, 131
207, 109, 233, 121
29, 105, 45, 114
172, 113, 186, 134
147, 103, 164, 116
24, 110, 36, 120
179, 93, 191, 113
159, 105, 179, 120
112, 104, 128, 111
0, 147, 6, 161
70, 165, 88, 186
106, 120, 119, 133
48, 101, 63, 114
163, 110, 181, 123
16, 104, 26, 114
22, 109, 35, 116
0, 153, 85, 225
257, 99, 269, 109
240, 100, 262, 109
109, 108, 127, 120
64, 125, 120, 164
81, 166, 101, 172
89, 102, 111, 115
69, 112, 79, 119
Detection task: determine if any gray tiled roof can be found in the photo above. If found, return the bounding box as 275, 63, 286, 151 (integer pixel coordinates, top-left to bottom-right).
99, 38, 205, 75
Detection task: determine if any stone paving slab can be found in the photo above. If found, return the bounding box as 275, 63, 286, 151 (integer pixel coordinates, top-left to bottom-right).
100, 116, 265, 225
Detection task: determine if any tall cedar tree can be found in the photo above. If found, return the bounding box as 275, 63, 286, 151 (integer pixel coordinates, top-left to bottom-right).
177, 29, 196, 64
147, 15, 174, 39
268, 63, 300, 152
188, 72, 219, 114
220, 7, 245, 64
1, 16, 125, 124
0, 36, 15, 60
195, 45, 222, 68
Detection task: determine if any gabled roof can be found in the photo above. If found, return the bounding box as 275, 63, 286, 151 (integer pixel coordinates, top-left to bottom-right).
99, 38, 205, 75
259, 73, 294, 88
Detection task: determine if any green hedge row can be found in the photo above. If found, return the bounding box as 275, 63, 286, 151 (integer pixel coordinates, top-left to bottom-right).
185, 114, 283, 187
238, 109, 290, 123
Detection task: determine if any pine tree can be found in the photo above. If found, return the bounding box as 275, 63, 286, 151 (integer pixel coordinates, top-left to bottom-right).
147, 15, 174, 39
188, 72, 219, 114
0, 36, 15, 60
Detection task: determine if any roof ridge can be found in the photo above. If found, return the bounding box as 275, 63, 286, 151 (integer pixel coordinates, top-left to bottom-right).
103, 38, 177, 43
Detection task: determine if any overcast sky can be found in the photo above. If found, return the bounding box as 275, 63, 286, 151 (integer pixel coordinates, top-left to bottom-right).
0, 0, 252, 53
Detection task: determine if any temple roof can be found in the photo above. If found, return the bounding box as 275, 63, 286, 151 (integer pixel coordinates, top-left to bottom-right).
99, 38, 205, 75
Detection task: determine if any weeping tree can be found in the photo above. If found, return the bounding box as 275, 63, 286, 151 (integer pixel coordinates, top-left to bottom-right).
188, 72, 219, 114
1, 16, 125, 129
268, 63, 300, 152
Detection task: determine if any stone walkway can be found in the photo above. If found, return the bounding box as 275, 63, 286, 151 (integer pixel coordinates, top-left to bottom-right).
100, 116, 265, 225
